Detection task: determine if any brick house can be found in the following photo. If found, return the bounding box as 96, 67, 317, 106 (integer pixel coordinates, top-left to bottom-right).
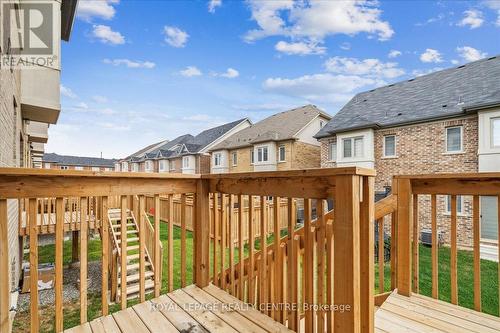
42, 153, 117, 171
117, 119, 251, 174
0, 0, 77, 320
209, 105, 331, 173
315, 56, 500, 249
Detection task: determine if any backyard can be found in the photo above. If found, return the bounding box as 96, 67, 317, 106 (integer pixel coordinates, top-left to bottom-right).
13, 221, 500, 332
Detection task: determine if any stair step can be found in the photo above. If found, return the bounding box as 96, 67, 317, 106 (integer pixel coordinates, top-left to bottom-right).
119, 262, 152, 273
118, 271, 155, 285
115, 230, 138, 236
117, 237, 139, 244
117, 280, 155, 299
126, 245, 139, 252
112, 223, 135, 228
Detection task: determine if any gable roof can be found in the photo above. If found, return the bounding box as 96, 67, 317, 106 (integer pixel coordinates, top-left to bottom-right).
43, 153, 117, 167
123, 119, 249, 161
211, 105, 331, 150
315, 55, 500, 138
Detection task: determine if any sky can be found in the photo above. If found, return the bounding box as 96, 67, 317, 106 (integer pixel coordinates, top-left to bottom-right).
48, 0, 500, 158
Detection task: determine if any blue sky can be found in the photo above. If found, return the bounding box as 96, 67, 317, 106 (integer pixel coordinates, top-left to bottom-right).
48, 0, 500, 158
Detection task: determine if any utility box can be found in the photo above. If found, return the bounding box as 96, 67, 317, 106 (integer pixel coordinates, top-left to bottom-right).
21, 263, 55, 293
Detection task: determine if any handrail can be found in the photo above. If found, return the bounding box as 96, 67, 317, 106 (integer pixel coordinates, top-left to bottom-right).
374, 194, 397, 220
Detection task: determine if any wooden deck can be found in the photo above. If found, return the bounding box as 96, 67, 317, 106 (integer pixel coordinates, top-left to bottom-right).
375, 292, 500, 333
65, 284, 292, 333
19, 211, 99, 236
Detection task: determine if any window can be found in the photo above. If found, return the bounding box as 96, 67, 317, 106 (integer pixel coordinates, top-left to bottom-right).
250, 150, 254, 164
232, 152, 237, 166
214, 153, 222, 167
91, 167, 99, 171
343, 137, 363, 158
446, 126, 462, 152
328, 142, 337, 161
60, 166, 68, 170
383, 135, 396, 157
320, 120, 325, 129
492, 117, 500, 148
169, 160, 175, 171
104, 168, 111, 171
132, 163, 139, 172
121, 162, 128, 171
159, 160, 168, 172
278, 145, 286, 162
44, 163, 51, 169
445, 195, 464, 214
75, 166, 84, 171
257, 146, 269, 162
182, 156, 189, 169
145, 160, 153, 172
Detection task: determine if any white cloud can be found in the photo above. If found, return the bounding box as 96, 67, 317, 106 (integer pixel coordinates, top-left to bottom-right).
275, 40, 326, 55
179, 66, 202, 77
220, 68, 239, 78
163, 26, 189, 48
245, 0, 393, 44
324, 57, 405, 79
458, 10, 484, 29
60, 85, 77, 99
456, 46, 487, 62
388, 50, 402, 58
77, 0, 119, 22
420, 48, 443, 63
340, 42, 351, 50
263, 73, 382, 104
92, 95, 108, 103
451, 59, 460, 65
92, 25, 125, 45
415, 13, 445, 27
103, 58, 156, 69
208, 0, 222, 13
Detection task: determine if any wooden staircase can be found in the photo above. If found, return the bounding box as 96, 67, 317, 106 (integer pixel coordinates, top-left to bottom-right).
108, 208, 156, 301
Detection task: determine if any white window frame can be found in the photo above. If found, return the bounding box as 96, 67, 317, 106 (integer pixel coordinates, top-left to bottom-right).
44, 163, 51, 169
104, 168, 111, 171
328, 142, 337, 162
444, 195, 465, 215
250, 150, 254, 164
169, 160, 175, 171
383, 135, 397, 158
159, 160, 168, 172
213, 153, 222, 167
182, 156, 190, 169
445, 126, 463, 153
232, 152, 237, 166
491, 117, 500, 148
91, 167, 100, 171
145, 160, 154, 172
342, 136, 364, 158
121, 162, 128, 172
60, 166, 68, 170
257, 146, 269, 163
75, 166, 84, 171
278, 145, 286, 162
132, 163, 139, 172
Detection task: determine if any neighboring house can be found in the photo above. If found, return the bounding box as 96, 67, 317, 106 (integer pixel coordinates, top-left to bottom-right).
316, 55, 500, 248
0, 0, 77, 321
209, 105, 331, 173
42, 153, 117, 171
118, 119, 251, 174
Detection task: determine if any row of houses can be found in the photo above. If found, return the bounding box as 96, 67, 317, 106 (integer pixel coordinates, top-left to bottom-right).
113, 55, 500, 249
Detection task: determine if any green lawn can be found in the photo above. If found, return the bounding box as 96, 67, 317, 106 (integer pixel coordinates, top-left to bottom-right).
15, 227, 500, 332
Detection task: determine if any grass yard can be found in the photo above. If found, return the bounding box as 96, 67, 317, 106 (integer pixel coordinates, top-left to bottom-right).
14, 224, 500, 332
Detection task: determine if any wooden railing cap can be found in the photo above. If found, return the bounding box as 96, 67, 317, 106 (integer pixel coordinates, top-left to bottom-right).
393, 172, 500, 180
202, 167, 376, 179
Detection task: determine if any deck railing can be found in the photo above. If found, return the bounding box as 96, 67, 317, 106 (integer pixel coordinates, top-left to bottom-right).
393, 173, 500, 316
0, 167, 380, 333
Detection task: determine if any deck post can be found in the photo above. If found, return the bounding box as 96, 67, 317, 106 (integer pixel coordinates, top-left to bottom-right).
194, 179, 210, 288
396, 178, 412, 297
333, 175, 362, 333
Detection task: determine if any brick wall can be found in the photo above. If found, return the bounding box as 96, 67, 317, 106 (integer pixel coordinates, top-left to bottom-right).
229, 148, 253, 173
292, 141, 321, 170
320, 116, 479, 248
197, 155, 211, 174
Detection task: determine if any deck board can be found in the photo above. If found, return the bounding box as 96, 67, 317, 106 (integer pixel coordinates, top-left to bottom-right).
376, 292, 500, 333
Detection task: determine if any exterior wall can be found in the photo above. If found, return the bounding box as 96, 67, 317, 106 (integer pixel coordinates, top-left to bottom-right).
197, 155, 211, 174
211, 150, 229, 174
295, 115, 330, 146
320, 115, 479, 248
169, 158, 182, 173
181, 155, 196, 174
41, 162, 112, 171
228, 148, 253, 173
253, 141, 277, 172
291, 141, 321, 170
478, 107, 500, 172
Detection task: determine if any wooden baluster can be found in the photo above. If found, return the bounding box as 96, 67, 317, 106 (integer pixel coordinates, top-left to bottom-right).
450, 195, 458, 305
304, 199, 314, 332
390, 211, 397, 291
287, 198, 297, 329
248, 196, 255, 305
194, 179, 210, 288
80, 197, 88, 323
101, 196, 109, 316
378, 218, 385, 293
317, 199, 326, 333
0, 199, 10, 333
273, 196, 283, 322
238, 194, 244, 300
168, 195, 174, 292
498, 195, 500, 317
212, 193, 219, 287
220, 194, 227, 291
154, 195, 161, 297
181, 194, 187, 288
412, 194, 419, 293
120, 195, 127, 309
326, 219, 334, 332
229, 195, 235, 295
396, 178, 412, 297
473, 195, 481, 311
260, 196, 268, 314
360, 176, 375, 333
55, 198, 64, 332
431, 194, 438, 299
29, 198, 39, 333
139, 195, 146, 302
